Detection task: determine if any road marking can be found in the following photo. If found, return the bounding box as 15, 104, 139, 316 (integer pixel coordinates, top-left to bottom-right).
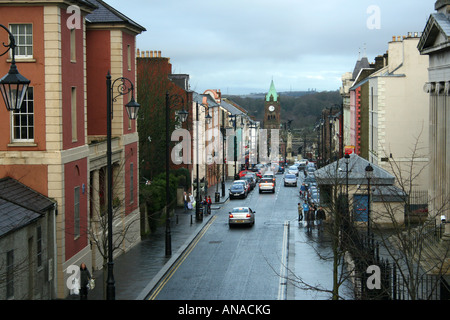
147, 215, 217, 300
277, 220, 290, 300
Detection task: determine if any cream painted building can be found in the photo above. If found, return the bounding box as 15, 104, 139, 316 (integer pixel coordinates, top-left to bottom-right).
367, 34, 429, 196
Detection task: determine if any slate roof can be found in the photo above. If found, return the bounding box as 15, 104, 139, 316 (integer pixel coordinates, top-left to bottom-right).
221, 98, 245, 116
0, 178, 55, 239
418, 12, 450, 53
314, 153, 395, 186
85, 0, 146, 32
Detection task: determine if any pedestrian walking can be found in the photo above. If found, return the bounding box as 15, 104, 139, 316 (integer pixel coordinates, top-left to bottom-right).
316, 206, 326, 232
188, 192, 194, 210
297, 203, 303, 222
302, 201, 309, 228
79, 263, 91, 300
206, 195, 212, 214
183, 191, 188, 212
305, 209, 314, 233
300, 183, 306, 199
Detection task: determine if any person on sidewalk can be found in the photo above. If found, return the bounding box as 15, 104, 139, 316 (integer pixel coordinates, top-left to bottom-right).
79, 263, 92, 300
298, 203, 303, 222
183, 191, 188, 212
305, 208, 314, 233
206, 195, 212, 214
316, 206, 326, 232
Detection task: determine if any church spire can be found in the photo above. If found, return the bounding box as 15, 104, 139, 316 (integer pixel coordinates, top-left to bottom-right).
266, 79, 278, 102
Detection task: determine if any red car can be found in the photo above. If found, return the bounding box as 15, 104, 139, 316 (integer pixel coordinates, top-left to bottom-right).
239, 170, 262, 179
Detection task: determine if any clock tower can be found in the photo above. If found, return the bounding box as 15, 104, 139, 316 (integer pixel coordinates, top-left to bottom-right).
263, 80, 281, 130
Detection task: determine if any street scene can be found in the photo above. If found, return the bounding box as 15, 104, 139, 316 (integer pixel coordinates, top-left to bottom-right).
0, 0, 449, 307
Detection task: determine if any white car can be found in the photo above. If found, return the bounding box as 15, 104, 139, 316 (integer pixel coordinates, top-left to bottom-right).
283, 174, 297, 187
288, 165, 299, 176
229, 207, 255, 227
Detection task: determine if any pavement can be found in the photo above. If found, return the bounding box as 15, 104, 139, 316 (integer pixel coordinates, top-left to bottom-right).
67, 180, 233, 300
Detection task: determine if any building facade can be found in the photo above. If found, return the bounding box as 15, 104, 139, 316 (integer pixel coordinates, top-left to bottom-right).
0, 0, 144, 299
369, 34, 429, 194
418, 0, 450, 238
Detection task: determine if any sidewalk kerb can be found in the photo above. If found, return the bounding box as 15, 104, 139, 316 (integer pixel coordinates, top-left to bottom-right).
135, 213, 216, 300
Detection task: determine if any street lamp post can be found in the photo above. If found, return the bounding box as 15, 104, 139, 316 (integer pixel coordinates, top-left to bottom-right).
165, 92, 189, 256
106, 72, 140, 300
0, 24, 30, 111
220, 127, 226, 197
229, 114, 238, 178
365, 163, 374, 242
194, 101, 211, 221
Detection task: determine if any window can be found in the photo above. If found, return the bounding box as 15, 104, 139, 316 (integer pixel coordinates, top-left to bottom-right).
127, 44, 131, 71
36, 226, 42, 268
71, 87, 77, 142
130, 163, 134, 203
6, 250, 14, 299
12, 87, 34, 142
10, 24, 33, 58
70, 28, 76, 62
74, 187, 80, 238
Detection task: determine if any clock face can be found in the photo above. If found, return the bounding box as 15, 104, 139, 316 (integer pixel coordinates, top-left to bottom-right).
268, 105, 275, 112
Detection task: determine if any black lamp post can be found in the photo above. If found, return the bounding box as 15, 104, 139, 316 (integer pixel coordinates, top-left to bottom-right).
365, 163, 374, 241
165, 92, 189, 256
229, 114, 238, 177
0, 24, 30, 111
106, 72, 140, 300
194, 101, 211, 221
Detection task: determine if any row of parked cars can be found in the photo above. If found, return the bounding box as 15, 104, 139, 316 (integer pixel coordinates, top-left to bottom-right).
282, 160, 320, 205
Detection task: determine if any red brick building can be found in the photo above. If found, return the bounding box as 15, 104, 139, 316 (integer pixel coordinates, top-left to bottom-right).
0, 0, 145, 299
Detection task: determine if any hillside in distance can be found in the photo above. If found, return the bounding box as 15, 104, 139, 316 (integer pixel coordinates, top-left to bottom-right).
225, 90, 342, 131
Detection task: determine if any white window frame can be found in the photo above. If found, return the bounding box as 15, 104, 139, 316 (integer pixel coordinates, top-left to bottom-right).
9, 24, 33, 59
11, 87, 34, 143
74, 186, 80, 239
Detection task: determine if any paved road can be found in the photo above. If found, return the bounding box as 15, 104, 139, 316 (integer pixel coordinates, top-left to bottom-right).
147, 173, 345, 300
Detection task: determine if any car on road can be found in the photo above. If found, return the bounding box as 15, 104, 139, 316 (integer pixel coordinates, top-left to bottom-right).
229, 183, 247, 199
304, 176, 316, 188
259, 178, 275, 193
234, 179, 250, 193
239, 170, 262, 180
229, 207, 255, 227
262, 171, 276, 185
287, 165, 299, 176
283, 174, 297, 187
242, 174, 256, 190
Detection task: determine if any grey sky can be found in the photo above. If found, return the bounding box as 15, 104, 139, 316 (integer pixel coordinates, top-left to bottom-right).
105, 0, 435, 95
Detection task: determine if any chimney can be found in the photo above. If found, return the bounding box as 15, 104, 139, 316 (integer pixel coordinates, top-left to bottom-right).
435, 0, 450, 14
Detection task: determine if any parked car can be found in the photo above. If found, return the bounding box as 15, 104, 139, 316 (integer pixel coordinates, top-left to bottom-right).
310, 191, 320, 205
283, 174, 297, 187
304, 176, 316, 188
287, 165, 299, 176
233, 180, 250, 193
229, 184, 247, 199
239, 170, 262, 180
229, 207, 255, 227
242, 174, 256, 189
259, 178, 275, 193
